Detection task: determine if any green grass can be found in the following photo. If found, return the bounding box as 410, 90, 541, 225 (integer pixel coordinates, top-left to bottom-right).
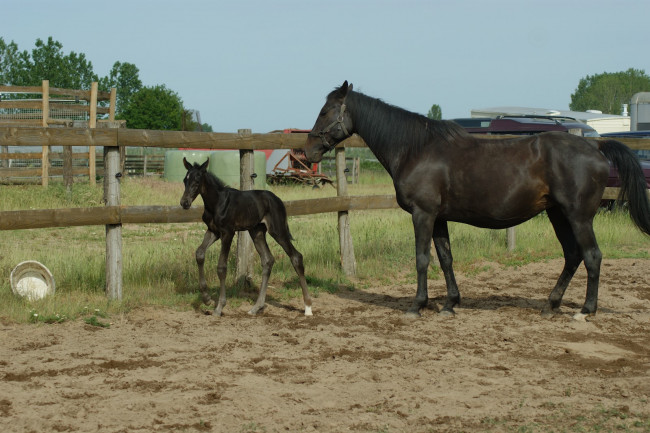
1, 173, 649, 324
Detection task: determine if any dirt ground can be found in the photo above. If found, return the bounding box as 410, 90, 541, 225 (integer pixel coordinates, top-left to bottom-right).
1, 258, 649, 432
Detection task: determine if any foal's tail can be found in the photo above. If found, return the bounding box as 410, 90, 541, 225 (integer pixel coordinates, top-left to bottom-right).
599, 139, 650, 235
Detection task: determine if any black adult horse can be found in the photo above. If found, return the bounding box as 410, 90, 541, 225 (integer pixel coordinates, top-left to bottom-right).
304, 81, 650, 320
180, 158, 313, 316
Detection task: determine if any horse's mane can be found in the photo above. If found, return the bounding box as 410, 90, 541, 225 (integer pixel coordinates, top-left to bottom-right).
344, 89, 469, 157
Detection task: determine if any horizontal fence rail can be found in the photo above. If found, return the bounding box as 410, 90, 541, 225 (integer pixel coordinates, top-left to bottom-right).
0, 195, 400, 231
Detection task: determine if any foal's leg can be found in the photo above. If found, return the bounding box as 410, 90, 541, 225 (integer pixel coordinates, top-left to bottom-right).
269, 227, 313, 316
196, 230, 218, 306
214, 231, 234, 316
543, 208, 582, 316
408, 209, 436, 317
433, 220, 459, 316
248, 226, 274, 315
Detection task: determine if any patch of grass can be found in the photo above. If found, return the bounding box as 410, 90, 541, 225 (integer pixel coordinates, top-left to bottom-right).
84, 315, 110, 328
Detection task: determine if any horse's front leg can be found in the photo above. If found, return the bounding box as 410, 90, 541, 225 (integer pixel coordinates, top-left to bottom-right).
408, 210, 435, 317
214, 231, 234, 316
196, 230, 218, 306
433, 220, 459, 316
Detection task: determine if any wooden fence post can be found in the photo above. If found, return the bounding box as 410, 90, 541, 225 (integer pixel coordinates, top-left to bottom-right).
63, 146, 73, 192
506, 227, 516, 252
41, 80, 49, 187
104, 146, 122, 300
236, 129, 256, 285
88, 82, 98, 186
336, 147, 356, 276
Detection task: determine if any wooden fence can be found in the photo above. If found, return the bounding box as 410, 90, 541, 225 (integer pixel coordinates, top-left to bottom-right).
0, 152, 165, 182
1, 126, 650, 300
0, 81, 118, 187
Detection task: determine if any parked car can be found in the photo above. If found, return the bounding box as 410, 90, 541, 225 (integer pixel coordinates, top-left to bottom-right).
452, 115, 600, 137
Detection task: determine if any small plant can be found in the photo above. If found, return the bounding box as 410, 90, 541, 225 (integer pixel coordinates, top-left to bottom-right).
28, 310, 68, 324
84, 315, 110, 328
83, 307, 110, 328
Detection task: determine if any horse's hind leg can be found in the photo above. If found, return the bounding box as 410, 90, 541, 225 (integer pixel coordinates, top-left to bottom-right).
269, 227, 313, 316
543, 208, 582, 316
571, 220, 602, 320
196, 230, 218, 306
214, 231, 234, 316
433, 220, 458, 316
248, 226, 274, 315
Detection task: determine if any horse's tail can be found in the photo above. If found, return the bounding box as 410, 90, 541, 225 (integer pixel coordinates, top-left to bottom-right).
598, 139, 650, 235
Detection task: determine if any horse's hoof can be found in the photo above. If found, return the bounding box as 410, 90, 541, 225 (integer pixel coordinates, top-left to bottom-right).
404, 310, 421, 319
541, 308, 557, 319
438, 309, 455, 318
248, 305, 265, 315
304, 305, 313, 316
572, 312, 590, 322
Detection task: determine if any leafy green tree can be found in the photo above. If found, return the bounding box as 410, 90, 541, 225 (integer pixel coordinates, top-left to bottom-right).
427, 104, 442, 120
120, 85, 183, 130
0, 38, 21, 84
570, 68, 650, 114
98, 61, 142, 114
2, 37, 210, 131
1, 37, 97, 89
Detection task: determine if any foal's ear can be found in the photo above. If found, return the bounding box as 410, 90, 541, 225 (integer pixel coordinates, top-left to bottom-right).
200, 158, 209, 171
183, 157, 192, 170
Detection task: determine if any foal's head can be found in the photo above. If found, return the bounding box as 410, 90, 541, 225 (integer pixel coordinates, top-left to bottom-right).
180, 157, 209, 209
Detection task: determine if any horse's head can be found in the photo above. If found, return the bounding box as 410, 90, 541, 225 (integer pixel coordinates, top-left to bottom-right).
304, 80, 354, 163
180, 157, 209, 209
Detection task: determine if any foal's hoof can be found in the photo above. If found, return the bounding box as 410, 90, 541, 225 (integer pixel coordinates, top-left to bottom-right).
572, 312, 593, 322
304, 305, 313, 316
438, 309, 455, 318
404, 310, 422, 319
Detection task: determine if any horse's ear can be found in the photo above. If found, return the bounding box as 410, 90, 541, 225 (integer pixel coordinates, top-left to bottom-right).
200, 158, 209, 171
339, 81, 352, 100
340, 80, 349, 95
183, 157, 192, 170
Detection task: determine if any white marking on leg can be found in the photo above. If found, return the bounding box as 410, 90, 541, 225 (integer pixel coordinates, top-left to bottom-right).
304, 305, 313, 316
572, 312, 588, 322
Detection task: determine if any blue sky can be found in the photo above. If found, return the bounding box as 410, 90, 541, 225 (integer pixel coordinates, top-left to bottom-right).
3, 0, 649, 132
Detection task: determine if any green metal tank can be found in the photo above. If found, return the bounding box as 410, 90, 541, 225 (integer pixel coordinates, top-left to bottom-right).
164, 150, 267, 189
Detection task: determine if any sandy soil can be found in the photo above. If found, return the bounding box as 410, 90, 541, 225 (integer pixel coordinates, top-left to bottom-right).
1, 258, 649, 432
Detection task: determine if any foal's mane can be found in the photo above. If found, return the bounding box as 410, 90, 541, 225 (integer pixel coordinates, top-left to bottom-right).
344, 89, 469, 156
192, 162, 228, 190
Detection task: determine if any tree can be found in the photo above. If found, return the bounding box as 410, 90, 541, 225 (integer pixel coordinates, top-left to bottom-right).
1, 37, 97, 89
2, 37, 211, 131
98, 61, 142, 114
120, 85, 183, 130
427, 104, 442, 120
570, 68, 650, 115
0, 38, 21, 84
